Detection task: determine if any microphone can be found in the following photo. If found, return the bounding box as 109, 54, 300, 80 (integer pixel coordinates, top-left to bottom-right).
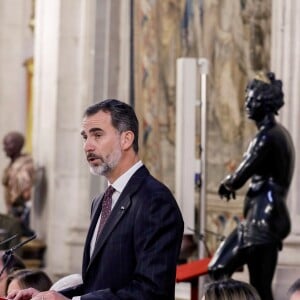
4, 233, 37, 255
0, 234, 37, 277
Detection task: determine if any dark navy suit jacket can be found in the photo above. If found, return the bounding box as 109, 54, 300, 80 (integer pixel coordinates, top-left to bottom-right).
60, 166, 184, 300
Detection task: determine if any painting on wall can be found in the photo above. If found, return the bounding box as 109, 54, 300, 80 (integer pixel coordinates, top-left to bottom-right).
133, 0, 271, 255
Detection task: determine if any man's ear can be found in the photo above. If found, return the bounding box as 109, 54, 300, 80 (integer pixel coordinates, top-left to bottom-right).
121, 131, 134, 150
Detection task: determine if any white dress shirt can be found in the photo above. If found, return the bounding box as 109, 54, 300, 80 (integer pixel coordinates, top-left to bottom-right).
89, 160, 143, 257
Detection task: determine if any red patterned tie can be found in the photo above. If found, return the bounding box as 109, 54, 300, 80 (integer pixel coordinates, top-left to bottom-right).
97, 185, 115, 237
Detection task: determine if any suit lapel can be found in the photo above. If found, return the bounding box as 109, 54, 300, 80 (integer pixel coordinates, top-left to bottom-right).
86, 166, 149, 273
82, 194, 104, 271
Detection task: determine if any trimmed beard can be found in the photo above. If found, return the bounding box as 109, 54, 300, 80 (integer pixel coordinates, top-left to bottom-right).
89, 145, 122, 176
89, 165, 105, 176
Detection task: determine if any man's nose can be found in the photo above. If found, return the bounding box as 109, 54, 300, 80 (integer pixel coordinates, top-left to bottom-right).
83, 138, 95, 152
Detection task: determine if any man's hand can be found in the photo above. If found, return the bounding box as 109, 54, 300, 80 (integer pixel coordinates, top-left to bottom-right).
7, 289, 70, 300
32, 291, 70, 300
218, 183, 236, 201
7, 288, 39, 300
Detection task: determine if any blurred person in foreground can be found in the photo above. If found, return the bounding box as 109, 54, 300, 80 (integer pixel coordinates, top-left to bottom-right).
208, 72, 295, 300
6, 269, 52, 295
2, 131, 35, 236
288, 278, 300, 300
8, 99, 184, 300
201, 278, 261, 300
0, 251, 25, 296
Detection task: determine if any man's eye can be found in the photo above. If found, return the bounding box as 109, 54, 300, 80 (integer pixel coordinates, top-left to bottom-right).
94, 133, 102, 139
82, 135, 87, 140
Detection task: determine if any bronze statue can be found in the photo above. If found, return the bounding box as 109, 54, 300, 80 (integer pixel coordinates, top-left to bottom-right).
208, 72, 295, 300
2, 131, 35, 236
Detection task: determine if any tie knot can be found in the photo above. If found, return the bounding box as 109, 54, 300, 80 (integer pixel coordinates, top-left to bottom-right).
105, 185, 115, 198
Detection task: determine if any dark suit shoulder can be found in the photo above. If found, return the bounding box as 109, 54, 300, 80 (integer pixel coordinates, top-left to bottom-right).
132, 168, 183, 222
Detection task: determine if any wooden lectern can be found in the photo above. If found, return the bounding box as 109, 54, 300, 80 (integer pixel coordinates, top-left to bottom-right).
176, 257, 211, 300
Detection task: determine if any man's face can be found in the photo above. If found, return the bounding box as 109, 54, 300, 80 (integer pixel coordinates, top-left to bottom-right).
291, 291, 300, 300
81, 111, 122, 178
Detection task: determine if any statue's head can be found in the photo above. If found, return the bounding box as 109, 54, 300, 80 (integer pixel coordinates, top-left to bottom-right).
245, 72, 284, 121
3, 131, 25, 159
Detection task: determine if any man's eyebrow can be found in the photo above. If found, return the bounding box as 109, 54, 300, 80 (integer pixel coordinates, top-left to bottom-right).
80, 128, 103, 136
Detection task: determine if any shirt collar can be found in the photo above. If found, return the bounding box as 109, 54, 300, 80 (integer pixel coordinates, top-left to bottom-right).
109, 160, 143, 194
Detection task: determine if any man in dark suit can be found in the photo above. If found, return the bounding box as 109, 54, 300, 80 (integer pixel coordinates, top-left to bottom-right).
9, 99, 184, 300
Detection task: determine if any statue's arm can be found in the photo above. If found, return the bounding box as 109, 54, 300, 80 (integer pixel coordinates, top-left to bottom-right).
219, 133, 270, 198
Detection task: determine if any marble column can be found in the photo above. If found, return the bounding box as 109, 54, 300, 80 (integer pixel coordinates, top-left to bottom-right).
32, 0, 97, 278
32, 0, 130, 280
0, 0, 32, 213
271, 1, 300, 298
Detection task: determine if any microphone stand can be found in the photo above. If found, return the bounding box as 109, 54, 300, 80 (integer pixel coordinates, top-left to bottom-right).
0, 234, 19, 278
0, 234, 37, 277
